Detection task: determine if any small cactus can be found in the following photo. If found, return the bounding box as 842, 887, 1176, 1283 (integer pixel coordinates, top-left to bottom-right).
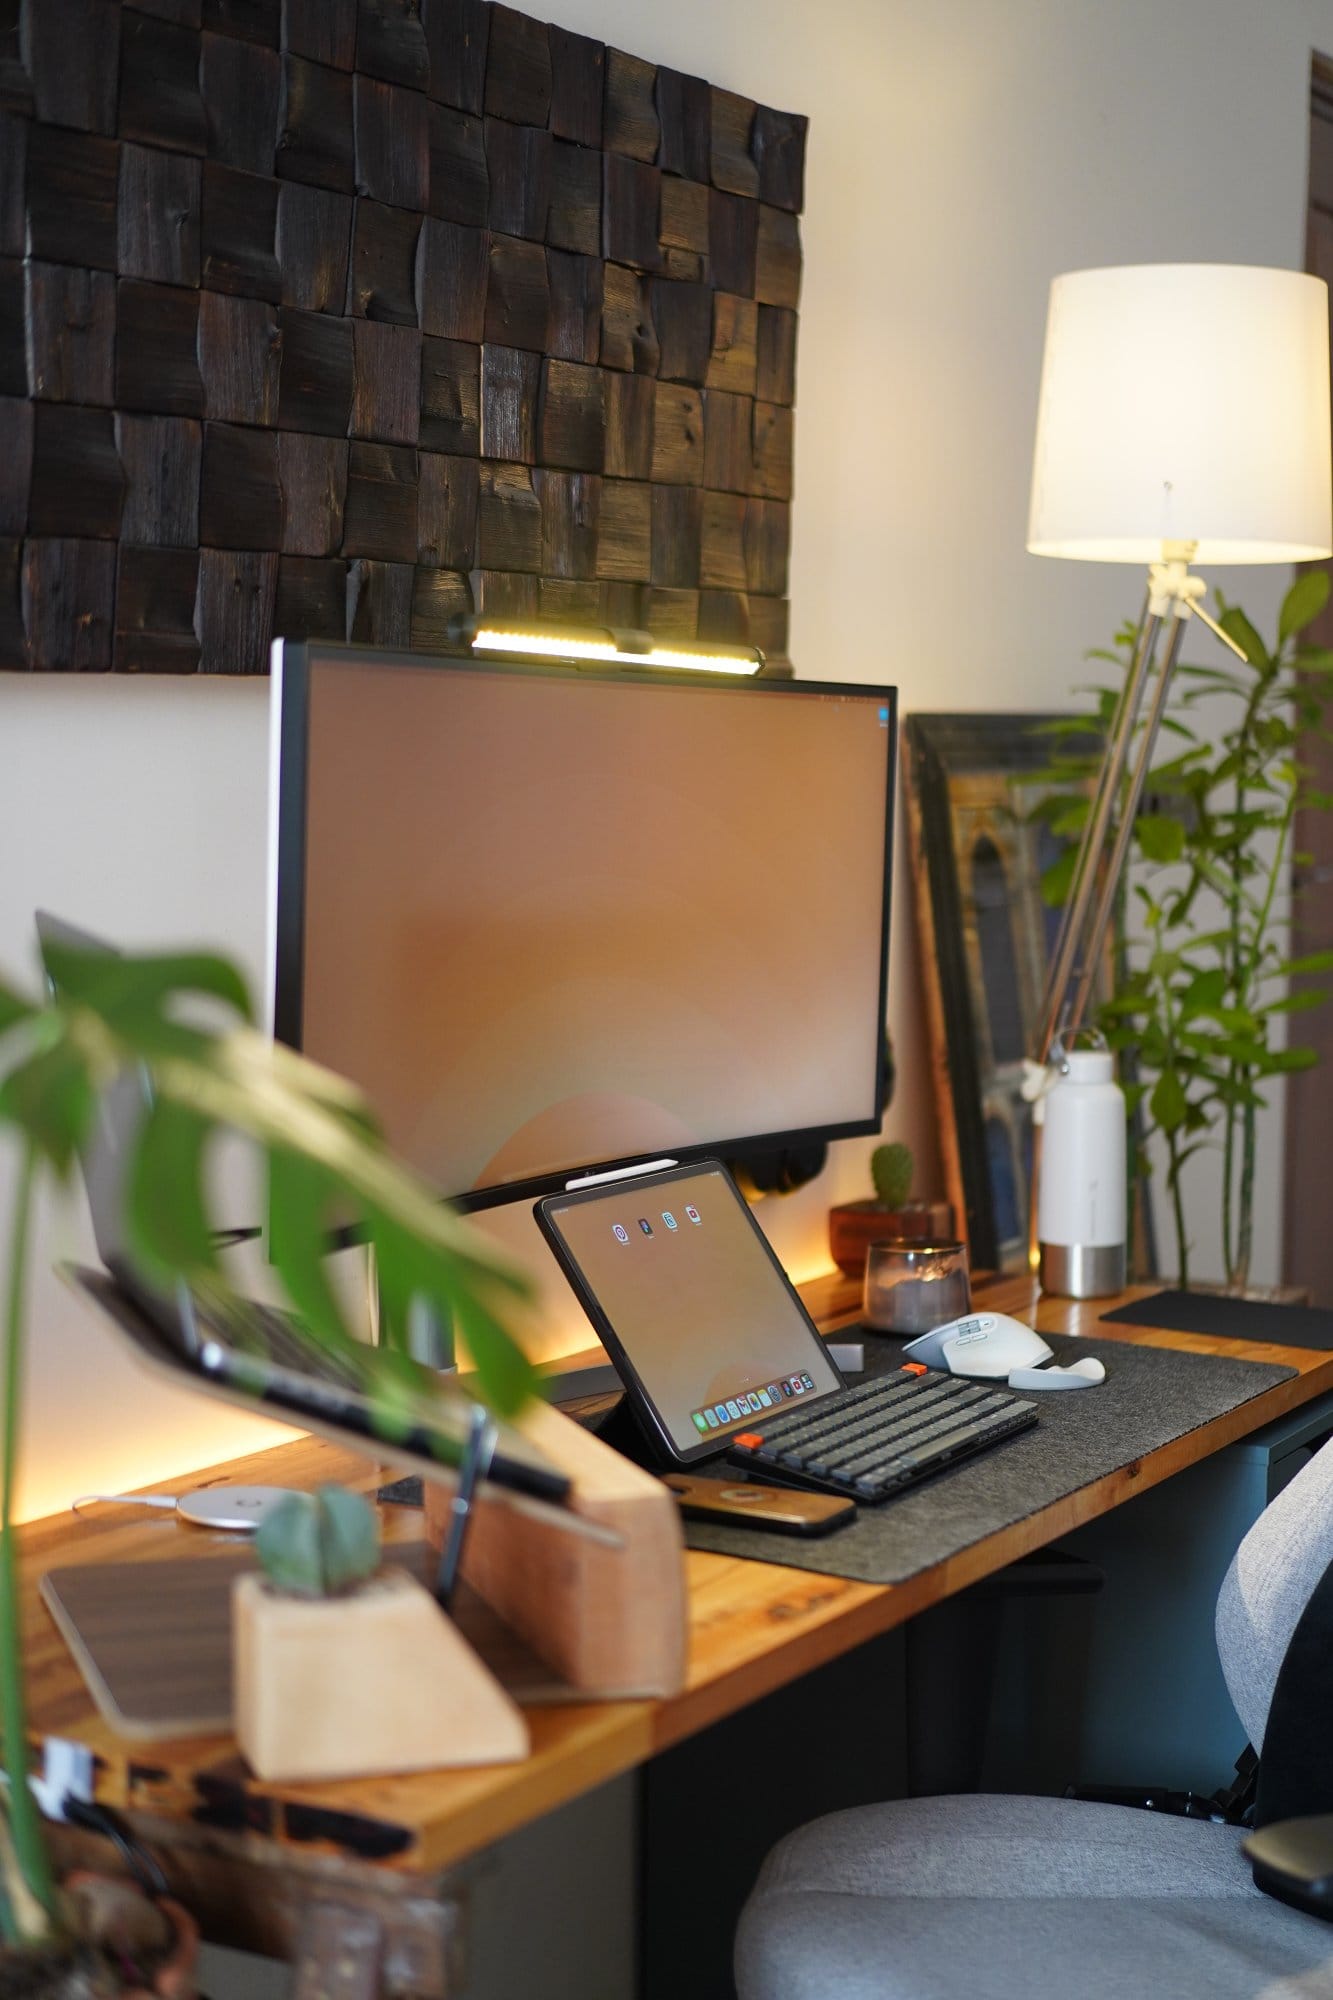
255, 1485, 381, 1598
870, 1141, 913, 1211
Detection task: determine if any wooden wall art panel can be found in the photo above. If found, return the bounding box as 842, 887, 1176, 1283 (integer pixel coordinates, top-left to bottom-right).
0, 0, 804, 672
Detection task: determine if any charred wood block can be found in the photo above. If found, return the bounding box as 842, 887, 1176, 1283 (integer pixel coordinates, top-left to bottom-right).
652, 278, 710, 386
26, 126, 120, 270
538, 356, 604, 472
410, 558, 471, 645
475, 460, 540, 571
604, 368, 653, 479
356, 0, 429, 88
202, 0, 280, 42
0, 396, 30, 533
427, 103, 488, 226
549, 26, 602, 147
547, 138, 600, 256
278, 305, 354, 433
200, 420, 283, 546
471, 565, 536, 616
117, 143, 201, 285
708, 189, 757, 297
0, 537, 26, 666
195, 546, 277, 672
697, 586, 748, 644
484, 117, 550, 239
277, 431, 347, 552
276, 181, 353, 310
420, 333, 479, 452
484, 6, 549, 127
201, 30, 280, 172
595, 477, 649, 580
536, 466, 599, 578
350, 317, 421, 441
276, 54, 355, 191
603, 154, 661, 272
547, 250, 601, 363
417, 448, 476, 566
346, 553, 411, 640
744, 495, 789, 595
354, 74, 429, 208
116, 279, 204, 413
710, 87, 757, 196
656, 68, 709, 182
699, 487, 745, 589
416, 215, 487, 339
342, 438, 417, 557
348, 197, 422, 323
597, 577, 641, 625
24, 0, 119, 133
600, 263, 658, 375
755, 303, 796, 406
0, 113, 26, 257
29, 403, 124, 537
479, 340, 536, 459
281, 0, 357, 68
706, 292, 757, 396
114, 544, 201, 672
117, 412, 201, 545
662, 246, 703, 282
0, 255, 20, 395
484, 233, 547, 351
422, 0, 488, 115
750, 397, 792, 499
23, 536, 116, 668
755, 204, 801, 308
650, 482, 700, 588
605, 48, 657, 163
642, 583, 697, 639
24, 262, 116, 403
119, 13, 207, 154
129, 0, 203, 19
747, 590, 788, 665
201, 163, 282, 299
538, 573, 598, 622
274, 552, 347, 638
753, 105, 806, 213
703, 389, 751, 493
650, 380, 702, 486
199, 291, 281, 423
659, 176, 708, 256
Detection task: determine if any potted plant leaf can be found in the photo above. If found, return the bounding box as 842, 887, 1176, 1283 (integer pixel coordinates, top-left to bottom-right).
826, 1142, 955, 1278
0, 939, 539, 1985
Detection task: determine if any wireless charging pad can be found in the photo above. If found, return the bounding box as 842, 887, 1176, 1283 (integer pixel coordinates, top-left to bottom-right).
175, 1486, 293, 1531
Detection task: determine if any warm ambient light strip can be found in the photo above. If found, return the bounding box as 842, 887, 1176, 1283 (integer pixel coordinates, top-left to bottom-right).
469, 626, 764, 675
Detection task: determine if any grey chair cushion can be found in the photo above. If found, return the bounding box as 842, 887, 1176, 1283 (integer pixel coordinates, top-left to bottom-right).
735, 1797, 1333, 2000
1217, 1434, 1333, 1751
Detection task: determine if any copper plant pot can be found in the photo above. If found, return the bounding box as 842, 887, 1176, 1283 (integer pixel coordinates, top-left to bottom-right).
827, 1198, 956, 1280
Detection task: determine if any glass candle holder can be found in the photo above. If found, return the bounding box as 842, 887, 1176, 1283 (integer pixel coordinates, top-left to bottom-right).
863, 1240, 971, 1335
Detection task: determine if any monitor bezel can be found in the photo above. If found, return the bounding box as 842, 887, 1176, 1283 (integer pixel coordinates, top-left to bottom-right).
268, 638, 898, 1215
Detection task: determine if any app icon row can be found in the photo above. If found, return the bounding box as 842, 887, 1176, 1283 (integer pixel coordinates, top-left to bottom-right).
612, 1204, 701, 1244
691, 1373, 816, 1433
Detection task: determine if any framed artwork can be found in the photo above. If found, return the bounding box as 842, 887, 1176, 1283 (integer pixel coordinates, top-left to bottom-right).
903, 711, 1132, 1274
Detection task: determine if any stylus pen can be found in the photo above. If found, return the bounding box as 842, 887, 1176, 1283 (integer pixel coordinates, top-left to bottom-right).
434, 1405, 498, 1612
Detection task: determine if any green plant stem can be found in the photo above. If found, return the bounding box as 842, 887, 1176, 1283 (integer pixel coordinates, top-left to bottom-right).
0, 1143, 57, 1944
1166, 1131, 1190, 1291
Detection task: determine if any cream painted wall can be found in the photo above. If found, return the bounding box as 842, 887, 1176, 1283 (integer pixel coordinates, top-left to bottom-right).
3, 0, 1331, 1520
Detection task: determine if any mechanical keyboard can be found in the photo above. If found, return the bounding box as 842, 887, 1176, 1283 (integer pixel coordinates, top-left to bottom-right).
726, 1369, 1038, 1501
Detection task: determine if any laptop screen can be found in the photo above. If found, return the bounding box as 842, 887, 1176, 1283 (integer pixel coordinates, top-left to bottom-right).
538, 1163, 842, 1461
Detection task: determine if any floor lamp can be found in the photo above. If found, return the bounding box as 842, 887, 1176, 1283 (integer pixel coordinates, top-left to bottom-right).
1024, 263, 1333, 1297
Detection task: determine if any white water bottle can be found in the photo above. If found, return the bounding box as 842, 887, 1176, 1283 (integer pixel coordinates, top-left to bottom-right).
1037, 1045, 1126, 1298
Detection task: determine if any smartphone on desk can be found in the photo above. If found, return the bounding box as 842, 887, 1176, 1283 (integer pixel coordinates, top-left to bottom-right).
663, 1474, 856, 1537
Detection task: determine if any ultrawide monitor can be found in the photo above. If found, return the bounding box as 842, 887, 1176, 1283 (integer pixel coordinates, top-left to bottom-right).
269, 642, 897, 1211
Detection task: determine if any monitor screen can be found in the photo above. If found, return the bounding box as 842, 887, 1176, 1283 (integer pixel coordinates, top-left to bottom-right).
269, 643, 896, 1210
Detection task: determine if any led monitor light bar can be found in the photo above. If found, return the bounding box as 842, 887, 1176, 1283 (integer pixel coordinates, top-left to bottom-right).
451, 617, 765, 676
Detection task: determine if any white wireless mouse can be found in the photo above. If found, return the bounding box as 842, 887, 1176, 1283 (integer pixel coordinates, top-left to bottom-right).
903, 1312, 1054, 1379
1008, 1357, 1106, 1391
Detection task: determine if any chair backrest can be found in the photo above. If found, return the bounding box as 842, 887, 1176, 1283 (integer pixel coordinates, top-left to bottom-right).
1216, 1429, 1333, 1750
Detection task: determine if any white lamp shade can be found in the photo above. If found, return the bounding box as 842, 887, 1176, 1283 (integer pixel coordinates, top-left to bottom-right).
1028, 263, 1333, 563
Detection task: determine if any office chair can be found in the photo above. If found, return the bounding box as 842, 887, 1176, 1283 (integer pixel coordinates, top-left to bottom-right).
735, 1431, 1333, 1998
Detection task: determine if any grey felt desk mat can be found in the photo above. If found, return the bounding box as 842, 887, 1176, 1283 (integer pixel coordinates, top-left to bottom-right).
681, 1332, 1296, 1585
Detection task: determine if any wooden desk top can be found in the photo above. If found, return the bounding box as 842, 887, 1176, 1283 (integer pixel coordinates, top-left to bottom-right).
20, 1274, 1333, 1885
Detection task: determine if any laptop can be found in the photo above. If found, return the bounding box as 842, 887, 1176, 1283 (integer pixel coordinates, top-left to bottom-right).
537, 1161, 1039, 1503
37, 912, 570, 1510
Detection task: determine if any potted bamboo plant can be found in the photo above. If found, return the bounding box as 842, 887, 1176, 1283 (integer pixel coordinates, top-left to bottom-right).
0, 939, 538, 1989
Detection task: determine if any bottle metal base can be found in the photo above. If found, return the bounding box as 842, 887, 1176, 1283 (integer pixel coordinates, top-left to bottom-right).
1039, 1240, 1126, 1299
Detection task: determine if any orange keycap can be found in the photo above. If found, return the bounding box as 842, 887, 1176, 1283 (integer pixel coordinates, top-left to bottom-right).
900, 1362, 929, 1377
733, 1432, 764, 1449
